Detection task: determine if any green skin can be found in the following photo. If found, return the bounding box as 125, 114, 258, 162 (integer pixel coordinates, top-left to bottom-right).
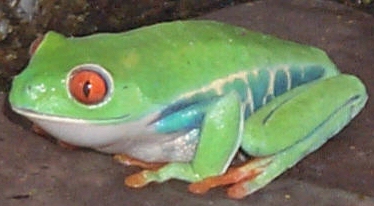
9, 20, 368, 198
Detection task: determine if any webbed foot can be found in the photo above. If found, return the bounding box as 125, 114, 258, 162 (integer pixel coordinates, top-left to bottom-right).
188, 157, 272, 199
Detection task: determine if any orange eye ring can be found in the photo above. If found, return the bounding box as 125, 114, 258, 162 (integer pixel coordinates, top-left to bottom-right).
68, 64, 112, 105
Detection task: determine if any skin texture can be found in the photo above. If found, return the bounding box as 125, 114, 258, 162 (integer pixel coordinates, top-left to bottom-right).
8, 20, 368, 199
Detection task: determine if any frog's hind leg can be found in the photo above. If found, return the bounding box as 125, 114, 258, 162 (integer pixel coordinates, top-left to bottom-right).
189, 74, 367, 199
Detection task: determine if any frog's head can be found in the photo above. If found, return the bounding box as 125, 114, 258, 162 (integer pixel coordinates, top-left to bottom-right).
9, 31, 158, 148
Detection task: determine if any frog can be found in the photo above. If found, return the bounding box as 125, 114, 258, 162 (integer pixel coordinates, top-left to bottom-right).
8, 20, 368, 199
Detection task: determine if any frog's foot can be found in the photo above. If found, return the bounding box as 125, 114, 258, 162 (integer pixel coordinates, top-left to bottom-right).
124, 162, 199, 188
125, 170, 149, 188
188, 157, 272, 199
114, 154, 166, 170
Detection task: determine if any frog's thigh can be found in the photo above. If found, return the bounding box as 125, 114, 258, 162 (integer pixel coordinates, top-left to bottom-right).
242, 74, 367, 156
234, 74, 367, 196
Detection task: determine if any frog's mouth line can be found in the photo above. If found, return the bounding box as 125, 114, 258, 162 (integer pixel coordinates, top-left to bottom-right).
11, 107, 131, 124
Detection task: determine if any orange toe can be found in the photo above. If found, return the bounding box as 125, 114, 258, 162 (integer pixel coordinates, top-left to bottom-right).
188, 157, 272, 196
188, 164, 262, 195
125, 172, 148, 188
227, 182, 250, 199
114, 154, 166, 169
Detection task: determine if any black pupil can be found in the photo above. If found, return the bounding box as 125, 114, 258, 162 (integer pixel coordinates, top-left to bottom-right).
83, 81, 92, 97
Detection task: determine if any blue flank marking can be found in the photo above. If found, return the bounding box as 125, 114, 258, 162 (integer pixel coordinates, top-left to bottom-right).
248, 69, 269, 111
244, 104, 252, 118
154, 105, 205, 133
264, 95, 274, 105
247, 65, 325, 117
290, 66, 325, 88
153, 94, 218, 133
222, 78, 252, 117
274, 70, 288, 96
289, 66, 304, 87
154, 65, 326, 134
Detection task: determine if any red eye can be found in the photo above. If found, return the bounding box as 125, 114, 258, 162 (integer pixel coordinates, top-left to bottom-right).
68, 67, 109, 105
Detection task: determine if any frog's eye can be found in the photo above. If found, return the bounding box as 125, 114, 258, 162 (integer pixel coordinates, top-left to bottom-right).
68, 64, 112, 105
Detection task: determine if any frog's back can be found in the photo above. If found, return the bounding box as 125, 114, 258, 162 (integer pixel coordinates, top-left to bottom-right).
120, 21, 337, 100
70, 21, 339, 102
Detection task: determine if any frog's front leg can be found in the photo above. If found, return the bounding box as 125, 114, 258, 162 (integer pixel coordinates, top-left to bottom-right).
125, 92, 244, 188
189, 74, 367, 199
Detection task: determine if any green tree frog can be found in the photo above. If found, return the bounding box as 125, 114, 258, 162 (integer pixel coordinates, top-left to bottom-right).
9, 20, 368, 199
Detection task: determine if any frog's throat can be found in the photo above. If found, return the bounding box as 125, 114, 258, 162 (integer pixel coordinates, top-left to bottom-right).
12, 106, 198, 162
10, 106, 159, 149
